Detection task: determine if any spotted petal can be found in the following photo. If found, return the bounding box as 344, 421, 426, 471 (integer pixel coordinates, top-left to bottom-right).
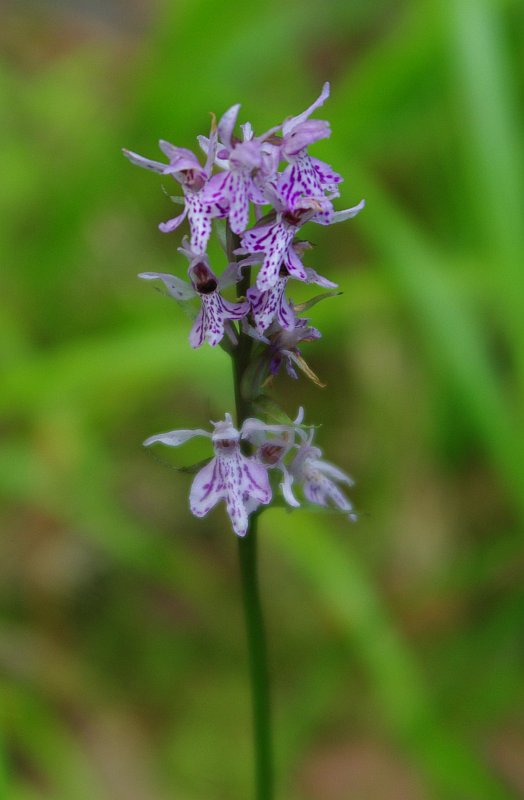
185, 193, 223, 253
227, 173, 250, 234
219, 296, 250, 320
222, 454, 271, 537
310, 157, 343, 193
278, 155, 320, 207
283, 242, 307, 281
190, 457, 224, 517
190, 293, 248, 348
138, 271, 195, 301
241, 221, 295, 292
247, 278, 295, 334
303, 473, 353, 513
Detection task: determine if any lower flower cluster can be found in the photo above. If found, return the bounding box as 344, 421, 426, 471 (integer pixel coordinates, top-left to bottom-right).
145, 413, 355, 537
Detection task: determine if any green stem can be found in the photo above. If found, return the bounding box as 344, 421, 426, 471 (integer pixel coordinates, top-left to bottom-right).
237, 518, 274, 800
227, 222, 274, 800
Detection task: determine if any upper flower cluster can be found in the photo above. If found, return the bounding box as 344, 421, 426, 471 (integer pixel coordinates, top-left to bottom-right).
124, 83, 364, 351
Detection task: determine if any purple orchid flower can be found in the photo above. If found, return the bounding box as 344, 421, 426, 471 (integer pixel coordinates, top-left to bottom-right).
243, 317, 322, 383
238, 195, 364, 292
242, 409, 307, 508
123, 126, 227, 254
199, 104, 282, 235
241, 242, 338, 334
278, 82, 343, 210
139, 243, 248, 348
144, 414, 276, 536
288, 430, 356, 520
267, 318, 322, 380
247, 268, 295, 334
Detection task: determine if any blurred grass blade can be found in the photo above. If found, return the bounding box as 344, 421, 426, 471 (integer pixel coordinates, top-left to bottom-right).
0, 325, 231, 416
346, 164, 524, 522
265, 510, 515, 800
444, 0, 524, 398
445, 0, 524, 260
3, 684, 107, 800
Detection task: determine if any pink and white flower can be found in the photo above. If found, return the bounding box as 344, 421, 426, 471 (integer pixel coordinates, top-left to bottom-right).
247, 270, 295, 334
241, 241, 338, 334
278, 83, 343, 210
139, 244, 248, 348
144, 414, 275, 536
242, 409, 307, 508
238, 195, 364, 292
288, 431, 356, 519
199, 104, 281, 234
123, 126, 227, 253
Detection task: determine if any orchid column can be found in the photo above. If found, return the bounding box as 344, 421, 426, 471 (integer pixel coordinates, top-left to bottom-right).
124, 82, 363, 800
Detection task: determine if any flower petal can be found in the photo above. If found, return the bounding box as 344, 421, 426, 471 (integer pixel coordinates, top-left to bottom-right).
202, 296, 226, 347
241, 457, 272, 505
309, 157, 343, 191
280, 466, 300, 508
241, 121, 253, 141
304, 267, 338, 289
189, 457, 225, 517
281, 121, 331, 158
282, 82, 330, 136
228, 174, 250, 234
144, 428, 211, 447
217, 261, 245, 290
218, 103, 241, 148
278, 157, 319, 207
198, 134, 229, 170
158, 207, 188, 234
247, 278, 294, 334
156, 144, 206, 176
219, 296, 250, 320
314, 199, 365, 226
122, 148, 177, 174
189, 307, 206, 348
221, 456, 248, 536
304, 474, 353, 513
241, 222, 294, 292
138, 271, 195, 301
186, 194, 214, 253
312, 458, 354, 486
220, 453, 272, 536
283, 241, 307, 281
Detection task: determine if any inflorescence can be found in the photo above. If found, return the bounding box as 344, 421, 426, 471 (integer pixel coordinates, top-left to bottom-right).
124, 82, 363, 536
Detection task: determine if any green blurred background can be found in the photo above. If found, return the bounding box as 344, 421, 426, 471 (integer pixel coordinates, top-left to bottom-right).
2, 0, 524, 798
